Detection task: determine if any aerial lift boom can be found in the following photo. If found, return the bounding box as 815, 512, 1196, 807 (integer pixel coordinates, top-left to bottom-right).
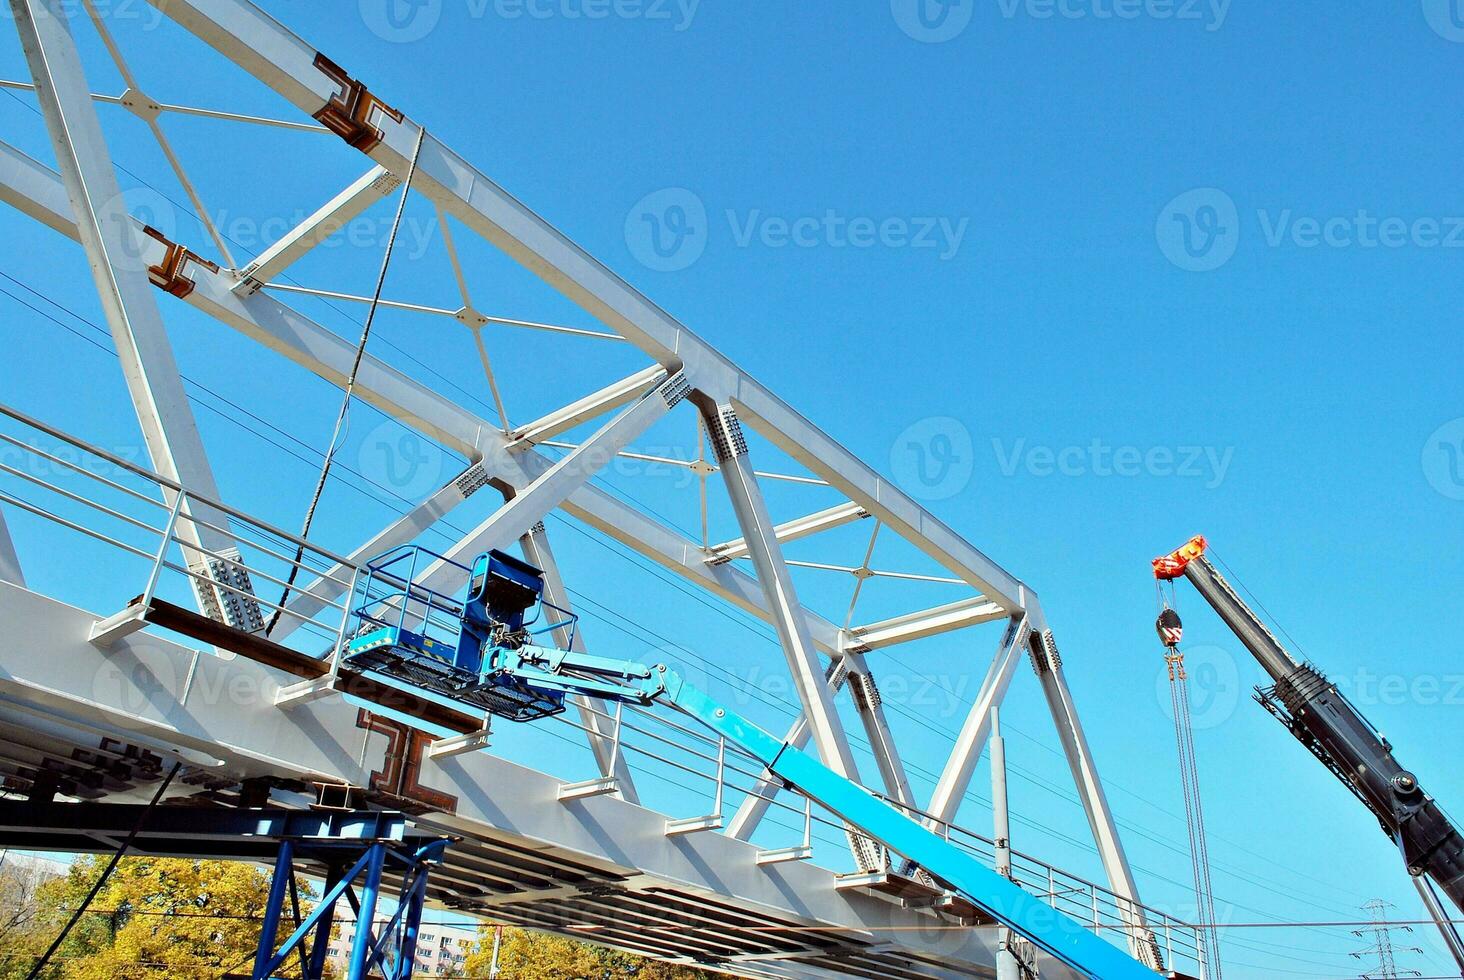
1154, 536, 1464, 971
344, 546, 1161, 980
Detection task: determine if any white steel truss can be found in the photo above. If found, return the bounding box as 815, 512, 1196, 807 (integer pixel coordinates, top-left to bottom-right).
0, 0, 1167, 971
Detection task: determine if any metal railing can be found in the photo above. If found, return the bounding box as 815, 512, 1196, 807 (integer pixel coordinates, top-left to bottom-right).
0, 401, 1207, 976
0, 401, 364, 663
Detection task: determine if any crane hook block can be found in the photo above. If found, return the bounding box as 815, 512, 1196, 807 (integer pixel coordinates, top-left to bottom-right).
1156, 607, 1184, 648
1152, 534, 1208, 580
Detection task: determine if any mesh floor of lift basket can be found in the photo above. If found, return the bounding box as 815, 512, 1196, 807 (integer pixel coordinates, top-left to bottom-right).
343, 628, 565, 722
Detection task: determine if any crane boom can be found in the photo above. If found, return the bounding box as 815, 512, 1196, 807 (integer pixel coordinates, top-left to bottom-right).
1154, 536, 1464, 913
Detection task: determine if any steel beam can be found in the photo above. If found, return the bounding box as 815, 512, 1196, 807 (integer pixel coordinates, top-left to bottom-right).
847, 596, 1007, 652
924, 615, 1029, 827
519, 524, 639, 803
10, 0, 233, 572
701, 402, 857, 781
1030, 628, 1161, 970
0, 139, 486, 457
414, 374, 683, 590
0, 507, 22, 587
143, 0, 1031, 614
510, 366, 666, 446
237, 164, 400, 291
709, 501, 868, 563
0, 138, 861, 665
841, 649, 916, 810
268, 463, 490, 642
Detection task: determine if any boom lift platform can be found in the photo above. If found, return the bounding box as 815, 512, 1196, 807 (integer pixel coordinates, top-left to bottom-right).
341, 545, 1162, 980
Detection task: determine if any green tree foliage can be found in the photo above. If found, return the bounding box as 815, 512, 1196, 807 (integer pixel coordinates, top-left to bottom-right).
462, 925, 721, 979
14, 855, 320, 979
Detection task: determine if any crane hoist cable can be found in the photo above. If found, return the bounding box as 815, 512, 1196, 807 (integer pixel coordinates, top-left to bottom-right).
1156, 579, 1225, 980
265, 129, 428, 636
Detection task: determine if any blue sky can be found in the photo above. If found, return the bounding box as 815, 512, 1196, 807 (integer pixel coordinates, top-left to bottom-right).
2, 1, 1464, 977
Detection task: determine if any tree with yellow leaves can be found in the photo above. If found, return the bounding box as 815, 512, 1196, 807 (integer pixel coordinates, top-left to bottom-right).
461, 925, 721, 979
21, 855, 321, 979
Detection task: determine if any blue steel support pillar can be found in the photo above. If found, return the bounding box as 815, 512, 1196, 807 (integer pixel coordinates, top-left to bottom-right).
306, 861, 343, 979
346, 843, 387, 980
253, 839, 294, 979
391, 839, 449, 980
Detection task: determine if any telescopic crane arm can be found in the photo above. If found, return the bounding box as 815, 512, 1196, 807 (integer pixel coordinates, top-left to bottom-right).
1153, 536, 1464, 913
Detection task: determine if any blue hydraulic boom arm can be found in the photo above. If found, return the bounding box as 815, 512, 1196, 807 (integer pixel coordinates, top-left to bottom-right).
344, 548, 1158, 979
485, 641, 1158, 980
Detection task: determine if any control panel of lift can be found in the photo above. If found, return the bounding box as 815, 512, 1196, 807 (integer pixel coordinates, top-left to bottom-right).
343, 545, 575, 721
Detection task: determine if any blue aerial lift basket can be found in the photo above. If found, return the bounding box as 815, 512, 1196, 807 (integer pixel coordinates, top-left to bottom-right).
343, 545, 578, 721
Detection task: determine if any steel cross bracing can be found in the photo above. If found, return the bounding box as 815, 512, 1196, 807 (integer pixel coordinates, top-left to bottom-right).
0, 0, 1171, 974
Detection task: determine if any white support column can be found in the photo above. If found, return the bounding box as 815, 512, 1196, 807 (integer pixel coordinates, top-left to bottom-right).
416, 373, 684, 589
519, 525, 639, 804
269, 462, 490, 642
841, 648, 917, 809
510, 366, 665, 446
0, 507, 24, 587
924, 615, 1029, 826
1030, 626, 1162, 971
701, 402, 858, 782
708, 501, 868, 563
11, 0, 234, 584
237, 164, 400, 291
